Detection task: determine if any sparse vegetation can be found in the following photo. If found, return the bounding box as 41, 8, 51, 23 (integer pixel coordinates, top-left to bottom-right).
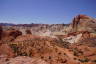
10, 44, 19, 53
78, 58, 89, 63
73, 48, 83, 56
92, 60, 96, 62
26, 29, 32, 34
0, 14, 96, 64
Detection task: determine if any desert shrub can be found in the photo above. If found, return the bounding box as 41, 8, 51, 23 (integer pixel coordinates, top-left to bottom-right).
92, 60, 96, 62
73, 48, 79, 56
41, 56, 44, 59
73, 51, 78, 56
74, 58, 77, 60
78, 58, 89, 63
26, 29, 32, 34
10, 44, 18, 53
10, 43, 31, 56
64, 53, 66, 55
48, 56, 51, 59
58, 52, 61, 55
73, 48, 83, 56
19, 52, 28, 56
57, 37, 70, 49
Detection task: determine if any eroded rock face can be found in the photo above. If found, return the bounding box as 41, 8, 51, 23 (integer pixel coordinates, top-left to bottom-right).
1, 29, 22, 41
0, 26, 22, 41
60, 31, 91, 43
8, 30, 22, 38
63, 33, 82, 43
71, 14, 96, 32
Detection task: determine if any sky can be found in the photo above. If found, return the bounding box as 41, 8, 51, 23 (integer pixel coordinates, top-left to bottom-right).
0, 0, 96, 24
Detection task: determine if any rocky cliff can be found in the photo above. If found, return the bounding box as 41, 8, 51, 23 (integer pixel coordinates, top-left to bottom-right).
71, 14, 96, 32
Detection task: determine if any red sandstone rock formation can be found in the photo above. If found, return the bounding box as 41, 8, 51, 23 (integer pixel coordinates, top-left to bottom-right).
5, 30, 22, 38
0, 26, 22, 41
1, 29, 22, 41
65, 31, 91, 38
57, 31, 91, 43
81, 31, 90, 39
71, 14, 96, 32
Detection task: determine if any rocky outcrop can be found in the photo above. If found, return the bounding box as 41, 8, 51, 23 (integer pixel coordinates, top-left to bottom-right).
5, 30, 22, 38
1, 30, 22, 41
0, 26, 22, 41
59, 31, 91, 43
71, 14, 96, 32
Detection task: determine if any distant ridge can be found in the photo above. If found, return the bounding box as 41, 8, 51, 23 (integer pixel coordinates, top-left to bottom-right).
0, 23, 15, 26
0, 23, 69, 27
